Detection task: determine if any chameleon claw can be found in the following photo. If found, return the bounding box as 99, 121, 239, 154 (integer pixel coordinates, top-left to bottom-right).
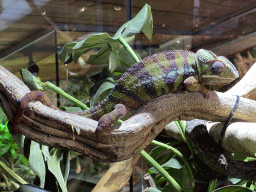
202, 92, 210, 99
198, 84, 210, 99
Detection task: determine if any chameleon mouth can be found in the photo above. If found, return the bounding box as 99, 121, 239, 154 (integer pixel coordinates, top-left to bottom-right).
201, 75, 236, 85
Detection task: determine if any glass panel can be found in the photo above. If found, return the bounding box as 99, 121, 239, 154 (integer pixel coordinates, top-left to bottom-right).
0, 30, 55, 76
0, 0, 256, 191
0, 30, 57, 104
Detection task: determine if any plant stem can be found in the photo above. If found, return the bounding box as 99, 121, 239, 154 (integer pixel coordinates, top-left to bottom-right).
175, 120, 195, 158
0, 160, 27, 185
118, 36, 141, 62
36, 81, 89, 110
36, 80, 124, 124
152, 140, 194, 187
140, 150, 182, 192
207, 179, 217, 192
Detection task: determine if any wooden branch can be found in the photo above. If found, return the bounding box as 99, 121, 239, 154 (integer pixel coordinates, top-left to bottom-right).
0, 64, 256, 162
164, 62, 256, 186
166, 62, 256, 156
206, 62, 256, 157
187, 120, 256, 181
226, 62, 256, 99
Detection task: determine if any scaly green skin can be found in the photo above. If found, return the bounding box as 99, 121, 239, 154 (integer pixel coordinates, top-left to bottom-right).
13, 49, 239, 134
78, 49, 239, 132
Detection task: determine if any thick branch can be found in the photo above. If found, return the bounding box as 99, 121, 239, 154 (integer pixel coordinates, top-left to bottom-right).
166, 62, 256, 157
0, 64, 256, 161
186, 120, 256, 181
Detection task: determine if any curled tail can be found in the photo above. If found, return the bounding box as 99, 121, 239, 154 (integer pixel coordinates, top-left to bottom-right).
75, 98, 116, 120
76, 98, 127, 134
13, 91, 127, 136
13, 91, 57, 133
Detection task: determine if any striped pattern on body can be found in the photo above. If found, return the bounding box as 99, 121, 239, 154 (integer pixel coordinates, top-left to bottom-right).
13, 50, 197, 134
15, 49, 239, 135
80, 50, 197, 120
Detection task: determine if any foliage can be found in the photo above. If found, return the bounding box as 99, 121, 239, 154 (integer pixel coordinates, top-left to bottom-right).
0, 121, 27, 166
0, 121, 33, 191
143, 140, 192, 192
58, 4, 152, 70
214, 185, 254, 191
58, 4, 152, 107
145, 121, 256, 191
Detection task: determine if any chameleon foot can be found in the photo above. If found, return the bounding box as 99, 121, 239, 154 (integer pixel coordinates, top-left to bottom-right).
95, 104, 127, 139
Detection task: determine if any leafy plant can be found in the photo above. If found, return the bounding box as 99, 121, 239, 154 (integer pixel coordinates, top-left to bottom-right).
58, 4, 152, 69
0, 121, 33, 191
0, 121, 27, 166
144, 122, 256, 192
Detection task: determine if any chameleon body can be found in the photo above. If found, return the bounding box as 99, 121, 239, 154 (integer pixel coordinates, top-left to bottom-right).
13, 49, 239, 134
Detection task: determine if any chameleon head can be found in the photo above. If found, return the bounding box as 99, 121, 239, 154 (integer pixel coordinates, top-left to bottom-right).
195, 49, 239, 85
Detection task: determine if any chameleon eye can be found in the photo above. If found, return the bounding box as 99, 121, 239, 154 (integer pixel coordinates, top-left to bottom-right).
211, 60, 224, 75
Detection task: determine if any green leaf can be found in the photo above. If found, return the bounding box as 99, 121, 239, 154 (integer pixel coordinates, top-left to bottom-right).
147, 167, 159, 175
58, 42, 77, 64
10, 148, 17, 159
58, 5, 151, 69
109, 36, 137, 71
118, 45, 137, 68
145, 187, 162, 192
20, 69, 43, 91
232, 153, 248, 161
28, 141, 46, 188
72, 33, 117, 63
208, 179, 217, 192
62, 150, 70, 183
109, 50, 120, 72
0, 145, 10, 156
90, 77, 115, 106
161, 157, 184, 170
214, 185, 254, 192
47, 149, 67, 192
41, 145, 52, 161
22, 157, 28, 166
59, 106, 83, 112
155, 175, 167, 186
73, 33, 116, 49
229, 178, 247, 186
148, 155, 181, 174
155, 153, 174, 165
72, 47, 92, 64
58, 33, 117, 67
0, 107, 8, 125
86, 44, 112, 66
149, 146, 167, 160
113, 4, 153, 40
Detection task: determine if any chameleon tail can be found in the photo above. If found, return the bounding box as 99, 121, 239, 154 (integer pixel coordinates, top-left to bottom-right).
76, 98, 115, 121
13, 91, 58, 133
96, 104, 127, 132
77, 98, 127, 133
